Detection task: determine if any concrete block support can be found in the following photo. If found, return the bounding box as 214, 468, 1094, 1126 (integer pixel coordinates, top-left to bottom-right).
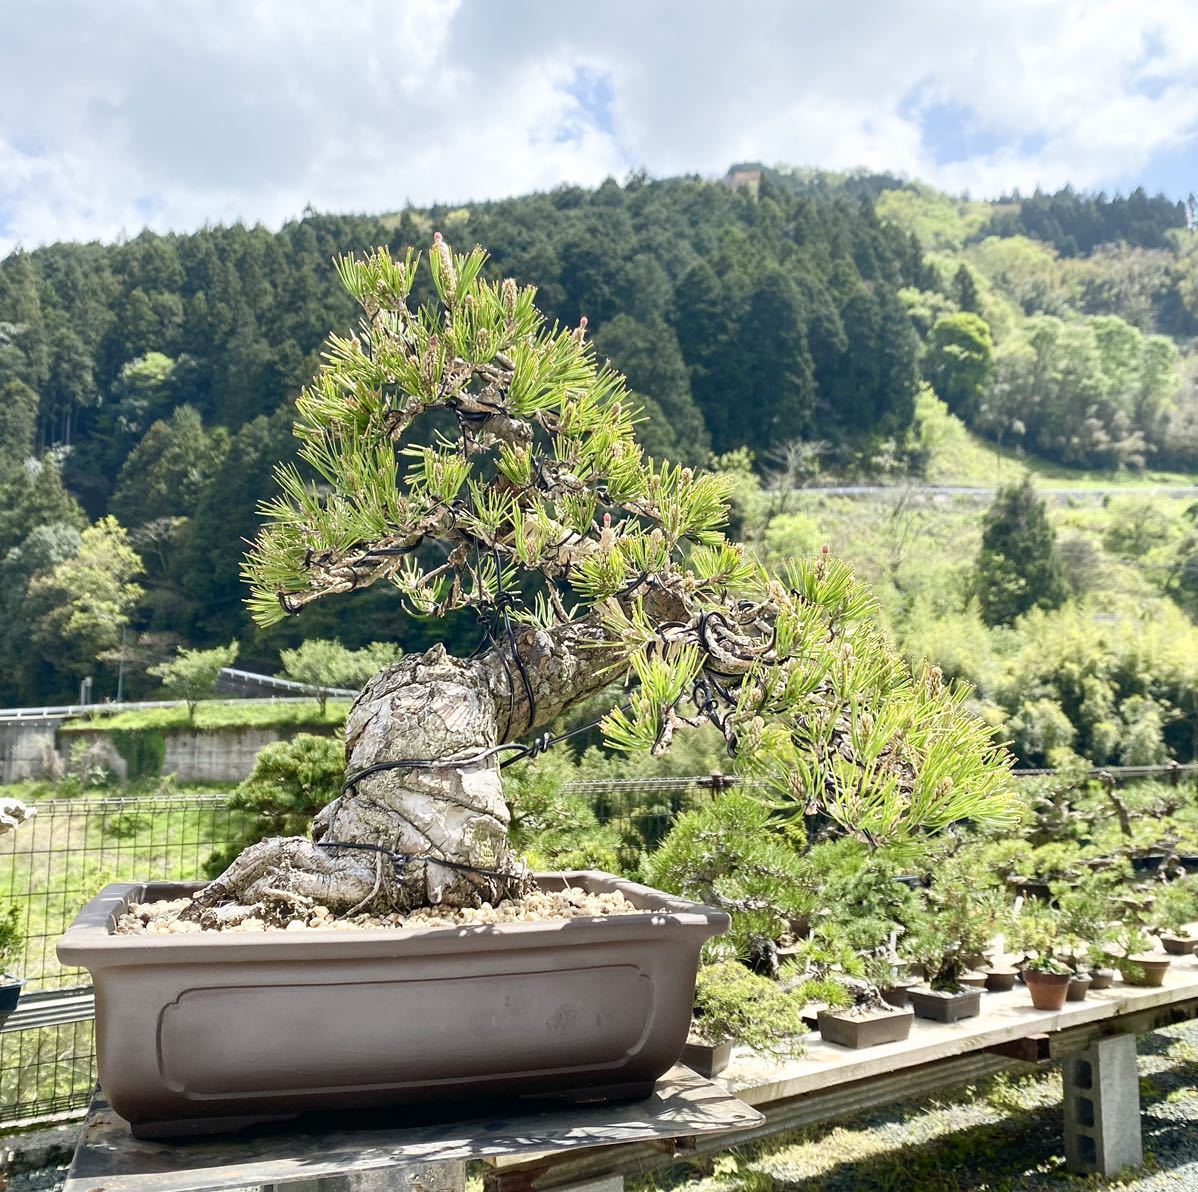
1063, 1034, 1142, 1177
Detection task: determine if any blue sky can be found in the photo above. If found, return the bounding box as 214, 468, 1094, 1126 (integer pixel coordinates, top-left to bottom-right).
1, 0, 1196, 254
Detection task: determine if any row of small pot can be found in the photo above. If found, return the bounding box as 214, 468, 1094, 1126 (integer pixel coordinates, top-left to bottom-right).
812, 953, 1180, 1052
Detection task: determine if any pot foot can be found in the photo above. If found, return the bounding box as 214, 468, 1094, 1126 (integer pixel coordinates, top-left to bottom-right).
129, 1112, 298, 1140
552, 1079, 657, 1105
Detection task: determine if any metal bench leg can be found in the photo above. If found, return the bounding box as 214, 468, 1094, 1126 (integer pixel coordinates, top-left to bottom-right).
1062, 1034, 1142, 1177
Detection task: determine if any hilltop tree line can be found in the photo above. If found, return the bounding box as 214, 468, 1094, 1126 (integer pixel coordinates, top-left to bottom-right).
0, 170, 1193, 704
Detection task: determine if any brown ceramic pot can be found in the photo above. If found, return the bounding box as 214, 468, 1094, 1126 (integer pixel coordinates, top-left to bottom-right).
1022, 969, 1071, 1011
818, 1005, 914, 1049
983, 968, 1018, 993
1118, 954, 1172, 988
681, 1038, 733, 1077
879, 979, 920, 1009
1088, 968, 1116, 990
59, 872, 728, 1138
1066, 973, 1092, 1002
1160, 934, 1198, 956
907, 987, 981, 1023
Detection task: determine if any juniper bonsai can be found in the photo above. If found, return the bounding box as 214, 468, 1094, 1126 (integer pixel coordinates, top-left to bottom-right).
188, 237, 1019, 925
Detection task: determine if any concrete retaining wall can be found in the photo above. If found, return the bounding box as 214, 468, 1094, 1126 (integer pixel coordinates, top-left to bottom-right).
0, 719, 61, 783
0, 721, 338, 785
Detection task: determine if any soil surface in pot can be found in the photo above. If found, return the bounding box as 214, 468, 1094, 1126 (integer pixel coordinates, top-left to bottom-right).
116, 883, 637, 935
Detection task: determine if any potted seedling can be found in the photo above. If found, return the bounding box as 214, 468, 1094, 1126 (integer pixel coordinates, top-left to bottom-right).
1150, 881, 1198, 955
904, 858, 1002, 1023
783, 932, 913, 1050
1011, 903, 1078, 1010
58, 240, 1018, 1138
0, 905, 24, 1026
683, 961, 808, 1076
1115, 928, 1172, 987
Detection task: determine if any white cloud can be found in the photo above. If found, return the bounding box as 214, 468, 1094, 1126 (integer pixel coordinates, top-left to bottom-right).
2, 0, 1196, 255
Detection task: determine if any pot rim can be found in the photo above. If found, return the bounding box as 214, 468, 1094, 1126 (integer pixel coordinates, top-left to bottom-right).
818, 1005, 914, 1022
909, 985, 979, 1000
1021, 968, 1073, 983
58, 872, 730, 969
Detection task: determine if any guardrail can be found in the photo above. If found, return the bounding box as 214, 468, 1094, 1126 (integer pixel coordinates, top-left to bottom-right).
0, 668, 358, 723
216, 667, 357, 698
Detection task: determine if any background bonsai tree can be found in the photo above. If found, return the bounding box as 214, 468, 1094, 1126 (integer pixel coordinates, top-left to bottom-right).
188, 238, 1020, 925
905, 855, 1004, 991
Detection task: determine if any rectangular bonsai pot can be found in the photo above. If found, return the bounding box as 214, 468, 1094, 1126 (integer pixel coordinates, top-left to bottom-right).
818, 1006, 914, 1049
681, 1038, 733, 1077
58, 871, 728, 1139
907, 987, 982, 1023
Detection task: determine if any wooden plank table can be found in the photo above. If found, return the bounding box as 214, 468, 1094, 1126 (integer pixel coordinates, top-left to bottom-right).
487, 960, 1198, 1189
60, 1065, 763, 1192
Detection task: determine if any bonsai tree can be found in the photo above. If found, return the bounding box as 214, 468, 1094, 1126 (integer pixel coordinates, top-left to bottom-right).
905, 856, 1004, 991
783, 926, 894, 1013
1009, 903, 1074, 975
186, 238, 1020, 925
644, 789, 815, 975
690, 960, 808, 1057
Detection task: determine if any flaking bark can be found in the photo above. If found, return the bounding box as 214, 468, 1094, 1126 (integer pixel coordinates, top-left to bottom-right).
184, 615, 622, 923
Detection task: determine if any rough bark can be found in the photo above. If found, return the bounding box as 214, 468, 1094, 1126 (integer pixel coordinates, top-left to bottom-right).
184, 614, 624, 924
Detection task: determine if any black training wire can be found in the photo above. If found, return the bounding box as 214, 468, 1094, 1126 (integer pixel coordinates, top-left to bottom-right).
318, 703, 628, 884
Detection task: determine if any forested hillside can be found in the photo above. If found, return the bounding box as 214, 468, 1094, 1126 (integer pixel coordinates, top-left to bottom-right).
0, 168, 1195, 710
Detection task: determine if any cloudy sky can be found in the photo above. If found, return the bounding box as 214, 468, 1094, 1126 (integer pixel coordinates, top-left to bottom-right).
2, 0, 1196, 255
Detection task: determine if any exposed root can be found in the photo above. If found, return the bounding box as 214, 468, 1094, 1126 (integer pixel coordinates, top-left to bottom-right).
181, 833, 531, 927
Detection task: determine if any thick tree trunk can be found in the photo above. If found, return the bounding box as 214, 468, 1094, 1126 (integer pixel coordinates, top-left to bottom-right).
185, 616, 620, 925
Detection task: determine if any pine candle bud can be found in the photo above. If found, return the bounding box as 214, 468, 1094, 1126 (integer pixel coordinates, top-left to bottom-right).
599, 511, 616, 551
432, 232, 457, 296
574, 315, 588, 344
501, 277, 518, 316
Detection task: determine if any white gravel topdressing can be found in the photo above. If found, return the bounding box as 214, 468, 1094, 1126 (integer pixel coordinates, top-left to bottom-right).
115, 885, 638, 935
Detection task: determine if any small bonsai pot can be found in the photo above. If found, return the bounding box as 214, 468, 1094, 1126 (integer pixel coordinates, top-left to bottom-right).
800, 1002, 827, 1032
1088, 968, 1116, 990
983, 968, 1018, 993
908, 986, 981, 1023
818, 1005, 914, 1049
0, 974, 24, 1027
958, 971, 988, 990
1066, 973, 1092, 1002
879, 978, 920, 1009
681, 1038, 733, 1078
1009, 876, 1052, 901
1023, 969, 1072, 1011
59, 873, 728, 1138
1118, 954, 1172, 988
1160, 934, 1198, 956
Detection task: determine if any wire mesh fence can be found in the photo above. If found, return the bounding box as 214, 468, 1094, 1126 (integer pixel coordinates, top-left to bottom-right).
0, 793, 243, 994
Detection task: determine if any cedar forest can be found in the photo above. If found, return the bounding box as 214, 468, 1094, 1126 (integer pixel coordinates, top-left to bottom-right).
2, 165, 1198, 774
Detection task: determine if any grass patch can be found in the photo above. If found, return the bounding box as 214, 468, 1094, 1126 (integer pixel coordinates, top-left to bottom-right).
58, 700, 349, 734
